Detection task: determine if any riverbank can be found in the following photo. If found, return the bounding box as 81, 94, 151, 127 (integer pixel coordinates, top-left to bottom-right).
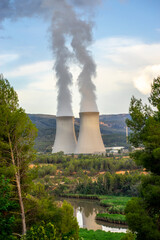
59, 194, 130, 225
60, 193, 99, 200
96, 213, 126, 225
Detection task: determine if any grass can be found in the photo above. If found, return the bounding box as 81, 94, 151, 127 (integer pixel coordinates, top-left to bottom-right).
107, 205, 125, 214
60, 194, 130, 215
60, 193, 99, 199
96, 213, 126, 224
99, 196, 131, 207
79, 228, 125, 240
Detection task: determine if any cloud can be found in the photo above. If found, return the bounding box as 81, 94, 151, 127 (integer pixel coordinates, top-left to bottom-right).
0, 53, 19, 66
3, 36, 160, 115
93, 37, 160, 93
133, 64, 160, 94
17, 88, 57, 114
94, 37, 160, 68
90, 36, 160, 113
6, 61, 53, 78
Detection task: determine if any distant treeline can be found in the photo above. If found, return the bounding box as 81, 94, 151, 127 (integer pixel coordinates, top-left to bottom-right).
32, 154, 144, 197
34, 153, 140, 173
73, 171, 142, 196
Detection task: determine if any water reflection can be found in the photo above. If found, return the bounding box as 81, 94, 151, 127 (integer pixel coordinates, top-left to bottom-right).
61, 198, 127, 233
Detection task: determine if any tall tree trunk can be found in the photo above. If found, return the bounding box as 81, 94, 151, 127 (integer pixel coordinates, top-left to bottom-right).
8, 134, 27, 235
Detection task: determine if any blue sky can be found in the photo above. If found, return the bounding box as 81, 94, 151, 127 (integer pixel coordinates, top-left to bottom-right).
0, 0, 160, 116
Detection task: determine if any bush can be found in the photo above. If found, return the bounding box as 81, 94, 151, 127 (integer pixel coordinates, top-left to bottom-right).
25, 222, 58, 240
38, 165, 57, 178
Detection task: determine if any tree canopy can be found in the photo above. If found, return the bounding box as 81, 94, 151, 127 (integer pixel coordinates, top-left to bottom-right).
125, 77, 160, 240
0, 75, 37, 235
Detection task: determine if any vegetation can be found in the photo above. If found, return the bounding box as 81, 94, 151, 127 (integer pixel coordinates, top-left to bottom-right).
107, 205, 125, 214
99, 196, 131, 207
94, 196, 130, 225
0, 175, 17, 239
0, 76, 79, 239
79, 228, 125, 240
125, 77, 160, 240
32, 153, 143, 197
96, 213, 126, 224
0, 75, 37, 234
2, 75, 160, 239
99, 196, 130, 217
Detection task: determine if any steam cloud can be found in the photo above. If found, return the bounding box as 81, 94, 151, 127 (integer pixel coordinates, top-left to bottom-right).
0, 0, 100, 115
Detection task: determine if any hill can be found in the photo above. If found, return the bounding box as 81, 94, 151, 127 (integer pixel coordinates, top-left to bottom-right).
28, 113, 130, 153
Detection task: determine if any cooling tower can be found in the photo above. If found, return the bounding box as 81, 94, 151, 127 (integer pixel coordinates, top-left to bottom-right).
75, 112, 105, 155
52, 116, 77, 154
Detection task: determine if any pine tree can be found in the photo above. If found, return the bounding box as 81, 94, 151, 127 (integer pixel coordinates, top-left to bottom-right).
0, 75, 37, 235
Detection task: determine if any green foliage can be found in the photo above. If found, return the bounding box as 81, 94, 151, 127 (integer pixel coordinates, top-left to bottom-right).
0, 75, 37, 185
96, 213, 126, 224
33, 154, 142, 197
99, 196, 131, 207
125, 77, 160, 239
79, 228, 125, 240
25, 221, 58, 240
75, 172, 141, 196
34, 154, 139, 173
59, 201, 79, 239
0, 75, 38, 235
125, 197, 160, 240
0, 76, 79, 239
37, 165, 57, 178
148, 77, 160, 110
0, 175, 17, 239
24, 195, 79, 240
108, 205, 125, 214
120, 231, 136, 240
126, 78, 160, 174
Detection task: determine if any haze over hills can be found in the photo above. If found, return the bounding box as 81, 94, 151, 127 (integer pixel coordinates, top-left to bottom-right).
28, 113, 130, 153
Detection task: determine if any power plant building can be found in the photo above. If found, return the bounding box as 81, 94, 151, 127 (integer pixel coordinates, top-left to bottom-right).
52, 112, 105, 155
75, 112, 105, 155
52, 116, 77, 154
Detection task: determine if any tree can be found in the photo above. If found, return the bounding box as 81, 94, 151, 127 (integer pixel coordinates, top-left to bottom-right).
0, 75, 37, 235
25, 222, 58, 240
0, 175, 17, 239
59, 201, 79, 239
125, 77, 160, 240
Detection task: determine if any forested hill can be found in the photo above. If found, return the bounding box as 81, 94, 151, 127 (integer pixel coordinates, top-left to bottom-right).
28, 113, 130, 153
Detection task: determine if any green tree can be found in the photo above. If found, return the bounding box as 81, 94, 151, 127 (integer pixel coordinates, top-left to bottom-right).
59, 201, 79, 239
25, 221, 58, 240
0, 175, 17, 239
125, 77, 160, 240
0, 75, 37, 235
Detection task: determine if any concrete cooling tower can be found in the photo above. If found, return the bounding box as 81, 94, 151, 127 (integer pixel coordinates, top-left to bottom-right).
52, 116, 77, 154
75, 112, 105, 155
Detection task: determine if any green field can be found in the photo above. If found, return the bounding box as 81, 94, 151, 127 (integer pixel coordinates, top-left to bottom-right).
107, 205, 125, 214
96, 213, 126, 224
79, 229, 125, 240
96, 196, 130, 224
99, 196, 131, 207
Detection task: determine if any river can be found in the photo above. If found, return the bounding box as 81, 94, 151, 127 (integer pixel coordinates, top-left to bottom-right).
59, 198, 127, 233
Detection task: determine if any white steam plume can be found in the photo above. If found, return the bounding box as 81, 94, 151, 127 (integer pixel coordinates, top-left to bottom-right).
1, 0, 100, 114
51, 0, 98, 114
71, 20, 98, 112
51, 0, 74, 116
